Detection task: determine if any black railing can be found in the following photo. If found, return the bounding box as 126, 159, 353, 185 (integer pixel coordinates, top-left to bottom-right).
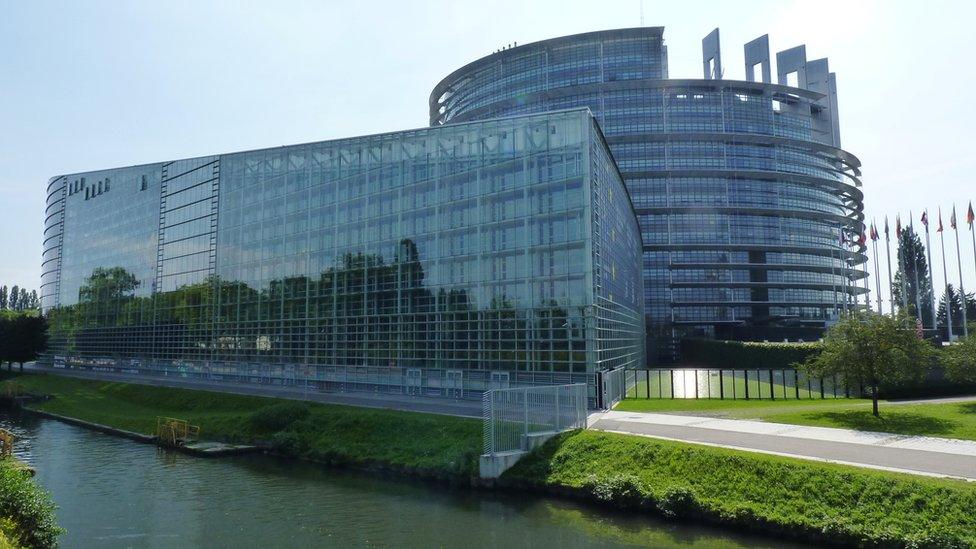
623, 368, 854, 400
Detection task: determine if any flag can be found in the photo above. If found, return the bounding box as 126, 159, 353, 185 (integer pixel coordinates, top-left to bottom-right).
951, 206, 957, 230
858, 231, 867, 246
921, 210, 929, 229
896, 214, 902, 235
938, 207, 944, 233
839, 230, 846, 245
870, 222, 879, 241
968, 201, 975, 227
884, 216, 890, 238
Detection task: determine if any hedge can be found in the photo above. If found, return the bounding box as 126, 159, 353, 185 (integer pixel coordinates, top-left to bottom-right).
680, 339, 821, 370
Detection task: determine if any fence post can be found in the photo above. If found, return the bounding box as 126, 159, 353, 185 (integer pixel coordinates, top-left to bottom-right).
695, 370, 699, 399
744, 370, 749, 400
719, 370, 724, 400
523, 387, 529, 450
794, 370, 800, 399
555, 389, 561, 431
670, 369, 675, 399
769, 369, 775, 401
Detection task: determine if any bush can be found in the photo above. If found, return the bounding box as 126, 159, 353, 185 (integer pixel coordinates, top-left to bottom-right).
0, 461, 63, 548
582, 474, 646, 508
656, 486, 698, 518
249, 402, 310, 432
681, 339, 820, 370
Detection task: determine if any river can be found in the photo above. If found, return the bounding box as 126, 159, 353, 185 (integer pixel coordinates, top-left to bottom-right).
1, 412, 807, 548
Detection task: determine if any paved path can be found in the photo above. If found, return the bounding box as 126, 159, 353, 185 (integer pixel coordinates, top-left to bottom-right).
21, 364, 482, 419
591, 410, 976, 481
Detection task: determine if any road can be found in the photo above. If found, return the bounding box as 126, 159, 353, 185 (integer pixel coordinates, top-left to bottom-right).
20, 363, 482, 418
591, 410, 976, 481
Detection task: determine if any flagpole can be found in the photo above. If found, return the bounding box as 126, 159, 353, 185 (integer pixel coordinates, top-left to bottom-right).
921, 210, 938, 331
952, 206, 968, 337
885, 217, 895, 315
897, 216, 909, 313
909, 214, 924, 322
872, 221, 883, 313
938, 208, 953, 340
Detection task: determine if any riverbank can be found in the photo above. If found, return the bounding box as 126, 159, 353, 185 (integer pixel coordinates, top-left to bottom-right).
0, 372, 482, 481
504, 430, 976, 547
0, 456, 62, 549
5, 371, 976, 547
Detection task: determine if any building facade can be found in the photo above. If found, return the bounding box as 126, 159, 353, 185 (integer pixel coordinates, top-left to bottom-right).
40, 109, 644, 397
430, 28, 866, 354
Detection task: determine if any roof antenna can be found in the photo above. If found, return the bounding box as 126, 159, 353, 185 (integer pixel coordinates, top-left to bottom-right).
640, 0, 644, 26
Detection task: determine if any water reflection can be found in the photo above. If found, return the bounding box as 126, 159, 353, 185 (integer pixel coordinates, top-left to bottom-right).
1, 412, 807, 548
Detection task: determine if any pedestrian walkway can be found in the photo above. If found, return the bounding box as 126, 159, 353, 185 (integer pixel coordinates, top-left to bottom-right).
590, 410, 976, 481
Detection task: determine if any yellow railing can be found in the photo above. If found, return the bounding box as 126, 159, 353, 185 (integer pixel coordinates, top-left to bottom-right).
154, 417, 201, 448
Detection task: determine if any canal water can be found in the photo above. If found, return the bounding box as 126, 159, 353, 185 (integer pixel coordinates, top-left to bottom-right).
1, 412, 807, 548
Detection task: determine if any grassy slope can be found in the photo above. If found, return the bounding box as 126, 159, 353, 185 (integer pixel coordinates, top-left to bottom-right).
615, 397, 976, 441
505, 430, 976, 547
0, 372, 481, 478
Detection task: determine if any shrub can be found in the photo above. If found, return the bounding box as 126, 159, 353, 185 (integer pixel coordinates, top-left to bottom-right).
582, 474, 646, 508
249, 402, 310, 432
0, 461, 63, 549
681, 339, 820, 370
656, 486, 698, 518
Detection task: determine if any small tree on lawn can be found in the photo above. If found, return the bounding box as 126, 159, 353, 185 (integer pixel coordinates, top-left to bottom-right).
802, 311, 933, 417
942, 336, 976, 384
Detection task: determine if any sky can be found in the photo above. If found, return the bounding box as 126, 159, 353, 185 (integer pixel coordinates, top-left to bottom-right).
1, 0, 974, 311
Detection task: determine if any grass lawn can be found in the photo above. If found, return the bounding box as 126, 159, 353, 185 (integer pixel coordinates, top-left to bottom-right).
615, 396, 976, 441
505, 430, 976, 547
0, 372, 482, 479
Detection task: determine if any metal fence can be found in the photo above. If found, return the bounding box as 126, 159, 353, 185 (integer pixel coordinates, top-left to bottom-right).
482, 383, 588, 455
42, 354, 592, 402
624, 368, 855, 400
599, 367, 629, 409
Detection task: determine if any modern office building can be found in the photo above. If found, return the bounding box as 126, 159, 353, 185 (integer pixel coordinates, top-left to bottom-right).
40, 109, 644, 398
430, 28, 866, 354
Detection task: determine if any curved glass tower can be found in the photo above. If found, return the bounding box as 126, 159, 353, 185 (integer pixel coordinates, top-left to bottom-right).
430, 28, 866, 353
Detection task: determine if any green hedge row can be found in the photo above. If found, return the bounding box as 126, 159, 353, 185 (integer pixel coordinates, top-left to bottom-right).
680, 339, 821, 370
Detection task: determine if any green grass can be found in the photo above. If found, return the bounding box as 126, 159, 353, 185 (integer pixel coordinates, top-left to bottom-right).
0, 372, 482, 479
615, 395, 976, 441
504, 430, 976, 547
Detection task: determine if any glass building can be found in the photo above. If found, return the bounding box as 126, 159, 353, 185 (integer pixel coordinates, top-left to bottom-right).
430, 28, 866, 355
41, 109, 645, 397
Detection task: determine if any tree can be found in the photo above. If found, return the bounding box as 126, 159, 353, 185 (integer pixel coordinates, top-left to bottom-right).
7, 315, 47, 371
943, 336, 976, 384
892, 228, 935, 327
0, 285, 7, 309
937, 285, 975, 339
0, 316, 10, 370
29, 290, 39, 310
18, 287, 28, 311
9, 285, 19, 311
802, 311, 933, 417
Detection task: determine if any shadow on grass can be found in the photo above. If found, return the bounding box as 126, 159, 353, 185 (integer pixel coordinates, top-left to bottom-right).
797, 410, 957, 436
956, 402, 976, 415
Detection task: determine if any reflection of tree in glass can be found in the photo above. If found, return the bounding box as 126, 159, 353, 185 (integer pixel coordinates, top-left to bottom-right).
78, 267, 140, 302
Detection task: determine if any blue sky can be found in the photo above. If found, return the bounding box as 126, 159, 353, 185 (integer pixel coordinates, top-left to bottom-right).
2, 0, 974, 310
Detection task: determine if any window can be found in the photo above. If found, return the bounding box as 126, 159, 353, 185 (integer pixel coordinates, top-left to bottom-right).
141, 175, 148, 191
104, 177, 110, 192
